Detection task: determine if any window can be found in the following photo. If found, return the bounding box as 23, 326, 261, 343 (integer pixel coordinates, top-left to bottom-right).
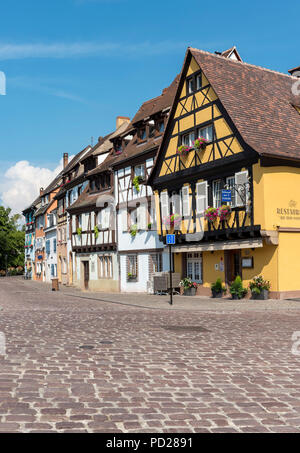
149, 253, 162, 275
187, 77, 194, 94
98, 255, 113, 278
197, 124, 213, 142
158, 121, 164, 133
226, 176, 236, 207
53, 239, 57, 253
127, 255, 138, 281
46, 240, 50, 255
187, 253, 202, 283
62, 258, 67, 274
139, 128, 146, 140
182, 132, 195, 146
212, 180, 222, 208
134, 164, 145, 178
196, 74, 202, 90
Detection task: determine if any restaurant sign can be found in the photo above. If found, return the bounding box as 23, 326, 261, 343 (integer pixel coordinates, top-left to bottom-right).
277, 200, 300, 220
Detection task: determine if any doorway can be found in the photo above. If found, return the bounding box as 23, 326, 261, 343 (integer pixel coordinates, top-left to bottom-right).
187, 253, 202, 283
225, 250, 242, 284
83, 261, 89, 290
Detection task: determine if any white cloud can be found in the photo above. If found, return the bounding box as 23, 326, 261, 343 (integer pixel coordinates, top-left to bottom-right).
0, 40, 191, 60
0, 157, 73, 214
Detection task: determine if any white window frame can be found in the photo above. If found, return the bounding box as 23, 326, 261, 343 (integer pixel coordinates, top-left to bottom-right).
212, 180, 222, 208
197, 124, 213, 142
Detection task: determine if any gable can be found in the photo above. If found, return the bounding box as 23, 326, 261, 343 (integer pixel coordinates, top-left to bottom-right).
158, 56, 246, 179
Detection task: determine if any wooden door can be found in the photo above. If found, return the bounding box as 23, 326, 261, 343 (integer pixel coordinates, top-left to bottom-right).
83, 261, 89, 290
225, 250, 241, 284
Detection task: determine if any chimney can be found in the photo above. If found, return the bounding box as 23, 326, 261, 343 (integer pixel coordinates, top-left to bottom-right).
40, 187, 44, 196
63, 153, 69, 168
289, 66, 300, 77
116, 116, 130, 130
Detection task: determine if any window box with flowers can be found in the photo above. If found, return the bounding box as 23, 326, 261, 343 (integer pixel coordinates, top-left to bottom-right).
218, 205, 232, 222
176, 145, 193, 156
193, 136, 207, 150
163, 214, 182, 229
249, 276, 270, 300
130, 224, 138, 238
204, 207, 218, 223
127, 272, 137, 282
179, 277, 198, 296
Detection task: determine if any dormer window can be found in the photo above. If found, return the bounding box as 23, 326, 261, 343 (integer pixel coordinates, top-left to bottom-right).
139, 128, 146, 140
158, 121, 164, 133
115, 142, 123, 154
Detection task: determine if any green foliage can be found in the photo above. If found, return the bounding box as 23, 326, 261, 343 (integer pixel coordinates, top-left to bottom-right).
133, 176, 143, 193
249, 275, 270, 294
76, 227, 82, 236
179, 277, 197, 289
229, 275, 248, 299
94, 225, 99, 239
211, 278, 227, 294
0, 206, 25, 271
130, 224, 138, 238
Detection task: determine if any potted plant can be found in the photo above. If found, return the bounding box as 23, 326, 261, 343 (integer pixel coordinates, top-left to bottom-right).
193, 136, 207, 150
133, 175, 143, 193
94, 225, 99, 239
147, 223, 152, 230
179, 277, 198, 296
249, 276, 270, 300
127, 272, 136, 281
130, 224, 138, 238
76, 227, 82, 236
163, 214, 182, 229
211, 278, 227, 298
218, 205, 232, 221
229, 275, 248, 300
176, 145, 193, 156
204, 207, 218, 223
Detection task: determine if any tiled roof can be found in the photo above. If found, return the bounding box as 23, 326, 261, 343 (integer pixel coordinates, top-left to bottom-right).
189, 48, 300, 160
63, 146, 91, 175
130, 75, 179, 125
67, 186, 113, 212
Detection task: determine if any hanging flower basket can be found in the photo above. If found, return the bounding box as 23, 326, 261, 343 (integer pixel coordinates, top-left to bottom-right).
163, 213, 182, 229
133, 176, 143, 193
204, 207, 218, 222
176, 145, 193, 156
218, 205, 232, 221
193, 136, 207, 150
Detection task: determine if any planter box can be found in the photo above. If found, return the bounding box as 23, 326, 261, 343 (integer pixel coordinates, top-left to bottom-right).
211, 290, 223, 298
183, 287, 196, 296
251, 289, 269, 300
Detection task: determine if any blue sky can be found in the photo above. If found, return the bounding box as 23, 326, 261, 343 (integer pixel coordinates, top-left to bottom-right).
0, 0, 299, 212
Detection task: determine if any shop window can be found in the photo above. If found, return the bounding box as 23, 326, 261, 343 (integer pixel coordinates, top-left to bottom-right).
149, 253, 162, 276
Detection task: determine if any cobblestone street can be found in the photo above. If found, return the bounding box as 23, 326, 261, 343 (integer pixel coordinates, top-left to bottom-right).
1, 277, 300, 433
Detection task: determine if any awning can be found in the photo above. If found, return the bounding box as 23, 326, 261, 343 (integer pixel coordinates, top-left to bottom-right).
172, 238, 263, 253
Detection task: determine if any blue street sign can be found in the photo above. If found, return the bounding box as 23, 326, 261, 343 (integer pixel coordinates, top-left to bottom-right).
221, 189, 232, 202
166, 234, 176, 245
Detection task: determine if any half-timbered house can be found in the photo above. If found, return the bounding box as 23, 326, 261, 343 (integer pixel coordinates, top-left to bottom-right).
149, 47, 300, 299
67, 118, 130, 291
111, 78, 179, 292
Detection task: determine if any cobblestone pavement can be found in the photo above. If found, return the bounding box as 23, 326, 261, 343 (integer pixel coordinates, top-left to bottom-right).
1, 277, 300, 433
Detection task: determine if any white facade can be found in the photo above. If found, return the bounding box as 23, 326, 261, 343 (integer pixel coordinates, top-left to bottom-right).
44, 213, 57, 282
115, 157, 167, 293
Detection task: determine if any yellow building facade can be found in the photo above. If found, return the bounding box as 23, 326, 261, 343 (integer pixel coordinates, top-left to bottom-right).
149, 48, 300, 299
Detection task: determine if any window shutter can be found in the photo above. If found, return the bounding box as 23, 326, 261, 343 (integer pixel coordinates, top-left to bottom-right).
172, 192, 182, 216
182, 186, 190, 217
160, 191, 169, 220
103, 207, 110, 229
196, 181, 208, 214
137, 204, 147, 230
235, 171, 249, 207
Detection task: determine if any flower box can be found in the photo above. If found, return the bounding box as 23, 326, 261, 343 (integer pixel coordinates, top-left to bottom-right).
163, 214, 181, 229
204, 207, 218, 222
176, 145, 193, 156
251, 289, 269, 300
218, 205, 232, 221
184, 287, 196, 296
193, 136, 207, 150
